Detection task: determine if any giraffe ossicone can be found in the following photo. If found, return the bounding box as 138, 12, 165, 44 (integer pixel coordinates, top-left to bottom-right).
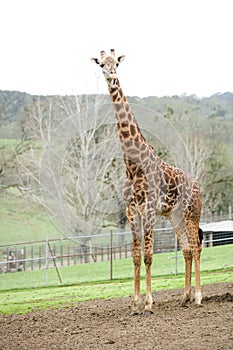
92, 50, 202, 315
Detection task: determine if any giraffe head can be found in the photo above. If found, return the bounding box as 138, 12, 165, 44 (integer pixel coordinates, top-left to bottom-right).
91, 49, 125, 82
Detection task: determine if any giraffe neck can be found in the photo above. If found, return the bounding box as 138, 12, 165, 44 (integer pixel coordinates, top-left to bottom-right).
108, 78, 156, 177
108, 78, 145, 142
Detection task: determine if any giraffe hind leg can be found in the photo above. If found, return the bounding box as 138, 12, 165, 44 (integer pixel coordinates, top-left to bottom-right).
170, 209, 202, 306
192, 245, 202, 306
170, 212, 193, 305
181, 246, 202, 306
181, 248, 192, 305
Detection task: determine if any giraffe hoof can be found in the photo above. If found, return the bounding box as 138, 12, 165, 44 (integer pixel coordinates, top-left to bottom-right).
194, 303, 203, 308
181, 294, 191, 307
143, 310, 154, 316
195, 291, 202, 306
181, 302, 189, 308
128, 310, 139, 316
181, 298, 190, 307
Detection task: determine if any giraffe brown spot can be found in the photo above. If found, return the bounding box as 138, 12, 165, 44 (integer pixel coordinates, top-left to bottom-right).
111, 92, 118, 102
123, 140, 133, 149
142, 182, 149, 191
121, 130, 130, 138
134, 177, 143, 187
164, 171, 171, 185
127, 112, 132, 121
130, 124, 136, 137
121, 122, 129, 129
115, 103, 123, 112
119, 112, 126, 119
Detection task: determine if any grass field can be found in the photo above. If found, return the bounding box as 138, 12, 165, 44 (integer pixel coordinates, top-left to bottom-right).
0, 191, 61, 244
0, 190, 232, 315
0, 244, 232, 315
1, 269, 232, 315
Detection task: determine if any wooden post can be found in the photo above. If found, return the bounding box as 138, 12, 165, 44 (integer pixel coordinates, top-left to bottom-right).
47, 240, 62, 284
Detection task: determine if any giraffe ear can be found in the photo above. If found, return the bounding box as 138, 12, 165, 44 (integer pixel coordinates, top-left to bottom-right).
91, 58, 101, 65
117, 55, 125, 64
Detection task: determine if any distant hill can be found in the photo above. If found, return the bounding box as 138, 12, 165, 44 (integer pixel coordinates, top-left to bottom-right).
0, 90, 36, 122
211, 92, 233, 102
0, 89, 233, 125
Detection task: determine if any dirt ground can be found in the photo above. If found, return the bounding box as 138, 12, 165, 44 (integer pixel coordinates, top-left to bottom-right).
0, 282, 233, 350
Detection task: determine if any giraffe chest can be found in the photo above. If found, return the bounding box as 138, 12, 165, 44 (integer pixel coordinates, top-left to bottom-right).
129, 167, 183, 216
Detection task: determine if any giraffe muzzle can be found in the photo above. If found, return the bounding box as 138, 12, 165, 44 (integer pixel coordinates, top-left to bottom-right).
108, 73, 117, 80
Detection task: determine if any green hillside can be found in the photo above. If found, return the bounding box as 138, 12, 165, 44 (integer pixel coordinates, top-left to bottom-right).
0, 190, 61, 244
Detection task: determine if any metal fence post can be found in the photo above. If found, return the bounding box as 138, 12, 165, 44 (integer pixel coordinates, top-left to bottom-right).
110, 230, 113, 280
175, 233, 178, 275
45, 237, 49, 286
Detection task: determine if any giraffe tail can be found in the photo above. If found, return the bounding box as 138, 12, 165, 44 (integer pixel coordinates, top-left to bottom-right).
198, 228, 203, 245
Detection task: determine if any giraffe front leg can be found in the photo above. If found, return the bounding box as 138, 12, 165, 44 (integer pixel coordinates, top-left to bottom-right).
131, 243, 141, 315
143, 223, 154, 315
126, 205, 142, 316
144, 255, 153, 315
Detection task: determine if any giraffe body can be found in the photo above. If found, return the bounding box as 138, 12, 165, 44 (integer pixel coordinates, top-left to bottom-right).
92, 50, 202, 314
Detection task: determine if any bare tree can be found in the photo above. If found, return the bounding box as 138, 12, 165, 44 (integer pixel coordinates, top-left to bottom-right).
14, 95, 126, 258
182, 117, 233, 214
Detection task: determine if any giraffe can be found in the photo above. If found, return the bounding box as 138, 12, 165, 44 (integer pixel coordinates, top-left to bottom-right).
91, 49, 202, 315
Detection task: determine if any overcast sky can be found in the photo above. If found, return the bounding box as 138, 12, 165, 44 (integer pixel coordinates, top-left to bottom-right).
1, 0, 233, 97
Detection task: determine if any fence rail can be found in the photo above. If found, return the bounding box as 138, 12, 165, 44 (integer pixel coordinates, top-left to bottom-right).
1, 221, 233, 275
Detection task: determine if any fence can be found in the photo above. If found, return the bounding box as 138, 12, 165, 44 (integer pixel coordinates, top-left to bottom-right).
0, 232, 133, 274
201, 206, 232, 226
1, 222, 233, 275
